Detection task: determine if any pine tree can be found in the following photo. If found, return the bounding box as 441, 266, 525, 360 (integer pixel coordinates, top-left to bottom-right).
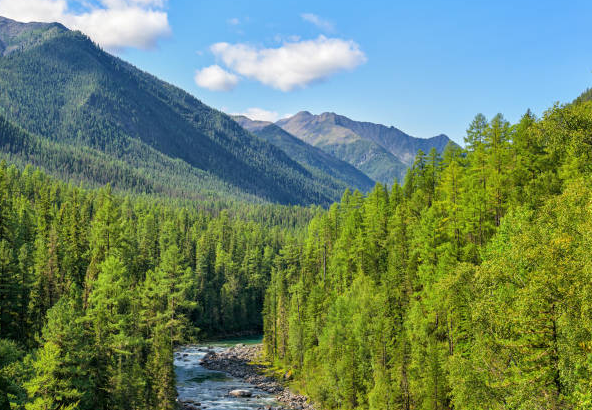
84, 185, 121, 306
0, 239, 17, 340
25, 297, 92, 410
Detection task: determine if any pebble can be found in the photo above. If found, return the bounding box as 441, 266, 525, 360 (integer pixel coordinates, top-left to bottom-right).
200, 344, 316, 410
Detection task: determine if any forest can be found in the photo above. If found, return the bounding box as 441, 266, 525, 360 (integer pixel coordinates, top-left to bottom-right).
2, 94, 592, 409
262, 99, 592, 410
0, 162, 316, 409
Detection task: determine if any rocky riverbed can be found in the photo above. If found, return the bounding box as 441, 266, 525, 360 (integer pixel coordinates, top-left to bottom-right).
175, 344, 283, 410
200, 344, 315, 410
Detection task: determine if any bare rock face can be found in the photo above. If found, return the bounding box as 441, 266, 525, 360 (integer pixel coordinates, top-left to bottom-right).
229, 389, 252, 397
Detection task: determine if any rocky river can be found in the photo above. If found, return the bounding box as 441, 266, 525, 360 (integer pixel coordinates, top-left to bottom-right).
175, 340, 314, 410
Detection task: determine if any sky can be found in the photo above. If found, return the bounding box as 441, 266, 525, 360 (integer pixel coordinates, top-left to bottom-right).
1, 0, 592, 143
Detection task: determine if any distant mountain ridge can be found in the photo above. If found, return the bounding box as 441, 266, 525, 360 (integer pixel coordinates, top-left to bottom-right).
233, 115, 375, 193
276, 111, 453, 184
233, 116, 273, 132
0, 16, 363, 206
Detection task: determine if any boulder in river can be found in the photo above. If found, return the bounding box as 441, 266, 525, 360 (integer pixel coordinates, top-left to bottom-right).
229, 389, 252, 397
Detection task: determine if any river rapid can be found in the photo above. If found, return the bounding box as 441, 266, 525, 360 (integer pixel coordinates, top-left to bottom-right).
175, 339, 287, 410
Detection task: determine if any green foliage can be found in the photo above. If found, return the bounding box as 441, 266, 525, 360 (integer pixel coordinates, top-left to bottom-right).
573, 87, 592, 105
0, 339, 26, 409
3, 17, 592, 409
0, 161, 312, 409
264, 101, 592, 409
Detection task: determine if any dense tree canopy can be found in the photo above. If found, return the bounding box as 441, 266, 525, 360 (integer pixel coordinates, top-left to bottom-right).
2, 47, 592, 408
263, 100, 592, 410
0, 162, 315, 409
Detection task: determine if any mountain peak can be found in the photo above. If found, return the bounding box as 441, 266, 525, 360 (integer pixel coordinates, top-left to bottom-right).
318, 112, 339, 121
0, 15, 68, 55
430, 133, 450, 140
0, 15, 68, 33
276, 110, 452, 184
231, 115, 273, 132
294, 110, 313, 118
0, 16, 350, 206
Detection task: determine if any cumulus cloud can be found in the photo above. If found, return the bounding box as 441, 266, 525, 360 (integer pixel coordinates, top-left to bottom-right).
210, 36, 366, 91
0, 0, 67, 22
231, 108, 282, 122
301, 13, 334, 32
227, 17, 239, 25
194, 65, 239, 91
0, 0, 171, 51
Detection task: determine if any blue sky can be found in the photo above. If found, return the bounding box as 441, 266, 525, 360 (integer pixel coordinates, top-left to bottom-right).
2, 0, 592, 143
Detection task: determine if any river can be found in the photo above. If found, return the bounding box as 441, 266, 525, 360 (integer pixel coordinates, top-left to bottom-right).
175, 338, 287, 410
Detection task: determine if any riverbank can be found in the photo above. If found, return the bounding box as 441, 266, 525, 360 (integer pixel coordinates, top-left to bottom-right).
200, 344, 315, 410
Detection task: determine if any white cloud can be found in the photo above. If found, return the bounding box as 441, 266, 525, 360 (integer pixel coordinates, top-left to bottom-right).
227, 17, 239, 25
0, 0, 67, 22
194, 65, 239, 91
0, 0, 171, 51
210, 36, 366, 91
68, 7, 170, 51
301, 13, 334, 32
231, 108, 281, 122
127, 0, 165, 6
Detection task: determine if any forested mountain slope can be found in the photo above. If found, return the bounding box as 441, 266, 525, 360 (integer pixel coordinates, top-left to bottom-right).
276, 111, 453, 184
0, 160, 319, 409
233, 115, 375, 193
0, 16, 346, 206
264, 101, 592, 410
0, 113, 271, 202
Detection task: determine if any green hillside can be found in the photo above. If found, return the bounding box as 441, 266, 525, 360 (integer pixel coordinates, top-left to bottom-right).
0, 113, 265, 202
0, 16, 346, 206
573, 87, 592, 104
264, 102, 592, 410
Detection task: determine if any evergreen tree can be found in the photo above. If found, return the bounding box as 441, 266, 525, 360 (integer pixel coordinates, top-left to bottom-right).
25, 297, 92, 410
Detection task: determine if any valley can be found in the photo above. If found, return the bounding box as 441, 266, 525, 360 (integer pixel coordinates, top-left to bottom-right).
1, 8, 591, 410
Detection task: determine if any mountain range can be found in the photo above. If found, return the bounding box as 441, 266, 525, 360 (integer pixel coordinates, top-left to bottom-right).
0, 16, 356, 205
0, 15, 452, 205
276, 111, 452, 184
232, 115, 375, 193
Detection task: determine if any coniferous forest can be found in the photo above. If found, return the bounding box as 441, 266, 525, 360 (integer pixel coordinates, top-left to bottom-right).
2, 95, 592, 410
262, 100, 592, 410
0, 162, 316, 409
1, 12, 592, 410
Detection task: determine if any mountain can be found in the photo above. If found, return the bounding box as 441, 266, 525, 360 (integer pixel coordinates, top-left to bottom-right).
276, 111, 407, 184
0, 16, 352, 206
0, 112, 274, 203
0, 17, 68, 56
233, 115, 375, 193
276, 111, 453, 184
